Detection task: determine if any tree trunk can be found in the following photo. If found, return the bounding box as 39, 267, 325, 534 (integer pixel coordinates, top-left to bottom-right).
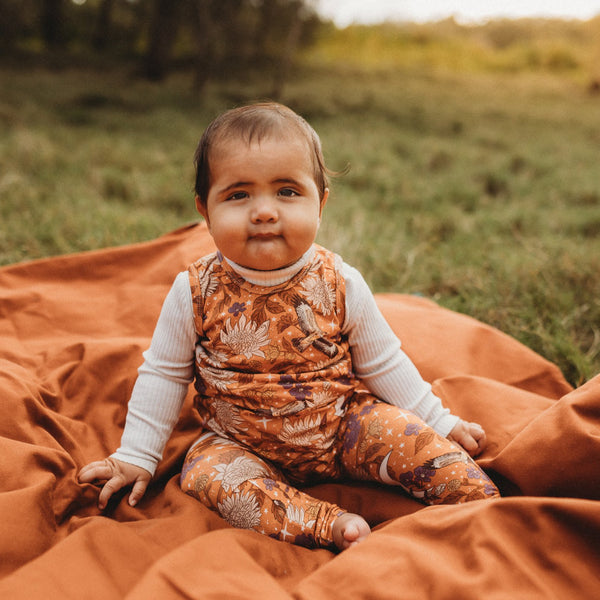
191, 0, 214, 93
271, 2, 304, 99
144, 0, 185, 81
92, 0, 115, 51
41, 0, 65, 49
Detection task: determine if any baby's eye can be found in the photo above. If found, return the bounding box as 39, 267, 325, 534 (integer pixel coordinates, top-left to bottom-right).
278, 188, 298, 197
226, 191, 248, 201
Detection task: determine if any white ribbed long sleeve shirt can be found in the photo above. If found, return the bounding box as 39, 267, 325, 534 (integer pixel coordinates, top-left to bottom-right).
113, 249, 458, 475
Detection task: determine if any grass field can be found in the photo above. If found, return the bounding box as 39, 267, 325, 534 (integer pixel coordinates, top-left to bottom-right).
1, 44, 599, 386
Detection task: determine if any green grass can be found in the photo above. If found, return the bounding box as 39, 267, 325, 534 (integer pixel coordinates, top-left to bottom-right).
1, 63, 599, 387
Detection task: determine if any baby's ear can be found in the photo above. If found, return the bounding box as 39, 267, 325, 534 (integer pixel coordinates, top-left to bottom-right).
319, 188, 329, 217
195, 195, 208, 222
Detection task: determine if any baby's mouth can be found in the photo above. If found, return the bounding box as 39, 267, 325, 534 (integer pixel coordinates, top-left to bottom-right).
250, 232, 280, 239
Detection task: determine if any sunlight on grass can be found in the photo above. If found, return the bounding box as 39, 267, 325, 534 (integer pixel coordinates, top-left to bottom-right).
305, 18, 600, 81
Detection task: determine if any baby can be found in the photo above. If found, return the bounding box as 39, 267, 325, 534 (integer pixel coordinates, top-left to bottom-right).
79, 102, 499, 551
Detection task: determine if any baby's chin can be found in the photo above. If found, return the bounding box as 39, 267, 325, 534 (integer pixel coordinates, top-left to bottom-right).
224, 253, 302, 272
236, 245, 308, 272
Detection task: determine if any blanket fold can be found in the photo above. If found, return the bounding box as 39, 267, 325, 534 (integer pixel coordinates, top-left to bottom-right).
1, 223, 597, 599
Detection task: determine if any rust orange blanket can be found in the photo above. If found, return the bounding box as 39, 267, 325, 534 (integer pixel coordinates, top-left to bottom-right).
1, 223, 598, 598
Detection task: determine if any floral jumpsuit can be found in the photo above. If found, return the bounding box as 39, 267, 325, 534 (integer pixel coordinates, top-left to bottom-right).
180, 247, 499, 549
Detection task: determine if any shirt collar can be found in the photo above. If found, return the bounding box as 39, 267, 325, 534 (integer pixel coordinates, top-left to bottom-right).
223, 246, 315, 287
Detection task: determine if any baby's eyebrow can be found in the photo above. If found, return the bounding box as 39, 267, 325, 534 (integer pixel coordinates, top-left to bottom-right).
272, 177, 302, 186
218, 181, 252, 194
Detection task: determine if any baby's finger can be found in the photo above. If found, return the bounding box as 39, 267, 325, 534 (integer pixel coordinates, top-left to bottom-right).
78, 460, 114, 483
461, 435, 480, 456
470, 422, 485, 437
469, 423, 487, 453
128, 479, 150, 507
97, 474, 126, 510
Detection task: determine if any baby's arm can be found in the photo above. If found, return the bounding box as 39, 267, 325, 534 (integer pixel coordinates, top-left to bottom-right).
342, 263, 486, 455
79, 272, 197, 506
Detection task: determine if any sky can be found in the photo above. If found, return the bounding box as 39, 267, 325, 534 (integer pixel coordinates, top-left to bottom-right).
316, 0, 600, 26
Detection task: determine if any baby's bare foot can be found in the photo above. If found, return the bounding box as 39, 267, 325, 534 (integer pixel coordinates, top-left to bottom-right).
332, 512, 371, 551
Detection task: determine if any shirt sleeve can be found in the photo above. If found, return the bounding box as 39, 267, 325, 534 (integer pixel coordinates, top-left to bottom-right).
111, 271, 197, 475
341, 262, 459, 437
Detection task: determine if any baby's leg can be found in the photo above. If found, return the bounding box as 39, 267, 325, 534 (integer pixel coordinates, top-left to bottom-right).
180, 432, 345, 550
339, 397, 500, 504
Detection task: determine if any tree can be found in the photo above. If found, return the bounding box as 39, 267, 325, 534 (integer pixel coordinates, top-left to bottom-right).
1, 0, 322, 91
270, 0, 305, 98
190, 0, 215, 92
92, 0, 115, 51
0, 0, 35, 52
190, 0, 256, 90
144, 0, 185, 80
41, 0, 66, 49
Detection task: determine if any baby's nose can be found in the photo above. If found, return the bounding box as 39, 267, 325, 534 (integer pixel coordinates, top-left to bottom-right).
251, 196, 278, 222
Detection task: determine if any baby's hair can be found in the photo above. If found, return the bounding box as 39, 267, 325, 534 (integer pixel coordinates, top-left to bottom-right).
194, 102, 330, 207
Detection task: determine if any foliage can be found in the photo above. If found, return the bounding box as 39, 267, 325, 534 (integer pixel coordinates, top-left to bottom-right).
1, 0, 322, 86
304, 17, 600, 80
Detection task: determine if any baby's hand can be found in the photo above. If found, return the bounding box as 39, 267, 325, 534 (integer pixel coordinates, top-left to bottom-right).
78, 458, 151, 509
447, 419, 487, 457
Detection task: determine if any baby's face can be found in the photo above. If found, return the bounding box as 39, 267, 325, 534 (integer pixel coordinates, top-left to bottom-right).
197, 135, 328, 271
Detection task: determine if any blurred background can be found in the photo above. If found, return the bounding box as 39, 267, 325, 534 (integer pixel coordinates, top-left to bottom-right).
1, 0, 600, 385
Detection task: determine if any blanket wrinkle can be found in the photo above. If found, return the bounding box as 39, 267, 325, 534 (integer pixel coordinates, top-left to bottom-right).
430, 374, 557, 458
291, 498, 600, 600
124, 529, 324, 600
489, 374, 600, 499
0, 222, 598, 599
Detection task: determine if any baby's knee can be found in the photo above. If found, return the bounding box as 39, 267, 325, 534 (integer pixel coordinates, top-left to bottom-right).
180, 462, 213, 505
422, 464, 500, 505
